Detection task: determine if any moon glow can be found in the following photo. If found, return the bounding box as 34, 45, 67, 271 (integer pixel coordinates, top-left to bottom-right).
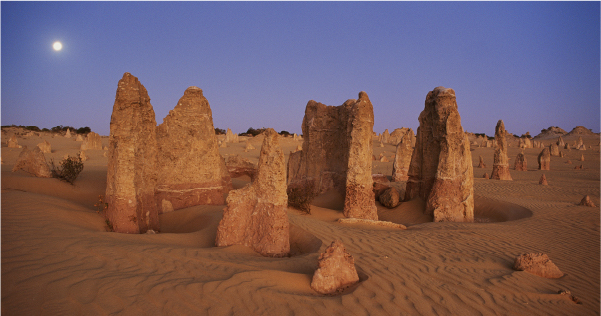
53, 41, 62, 51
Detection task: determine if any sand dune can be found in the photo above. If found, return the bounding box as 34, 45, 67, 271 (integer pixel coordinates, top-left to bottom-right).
2, 130, 599, 315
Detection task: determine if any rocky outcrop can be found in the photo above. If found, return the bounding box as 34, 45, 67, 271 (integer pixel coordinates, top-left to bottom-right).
513, 253, 564, 278
491, 120, 512, 180
7, 135, 21, 148
579, 154, 584, 161
155, 87, 232, 212
578, 195, 596, 207
225, 128, 239, 143
287, 150, 302, 185
12, 146, 52, 178
539, 174, 548, 185
226, 155, 257, 180
514, 152, 527, 171
389, 127, 413, 145
556, 136, 565, 147
310, 240, 360, 295
290, 92, 377, 220
81, 132, 102, 151
477, 155, 486, 168
105, 72, 159, 234
215, 129, 289, 257
549, 143, 560, 156
379, 187, 400, 208
405, 87, 474, 222
576, 136, 586, 150
534, 126, 567, 139
75, 134, 84, 142
483, 172, 489, 179
381, 129, 390, 144
566, 126, 595, 136
37, 140, 52, 153
65, 129, 72, 138
372, 174, 391, 201
538, 148, 550, 170
79, 150, 88, 162
244, 141, 255, 151
391, 132, 412, 181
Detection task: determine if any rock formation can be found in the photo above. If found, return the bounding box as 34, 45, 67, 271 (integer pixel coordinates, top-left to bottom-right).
538, 148, 550, 170
566, 126, 595, 136
483, 172, 489, 179
405, 87, 474, 222
372, 174, 391, 201
79, 150, 88, 162
477, 155, 486, 168
225, 128, 239, 143
245, 141, 255, 151
491, 120, 512, 180
12, 146, 52, 178
389, 127, 413, 145
155, 86, 232, 211
513, 253, 564, 278
289, 92, 377, 220
215, 129, 289, 257
7, 135, 21, 148
576, 136, 586, 150
287, 151, 302, 185
379, 187, 400, 208
37, 140, 52, 153
549, 143, 560, 156
391, 132, 412, 181
514, 152, 527, 171
226, 155, 257, 180
557, 136, 565, 147
379, 156, 389, 163
75, 134, 84, 142
579, 154, 584, 161
381, 129, 390, 144
65, 129, 72, 138
310, 240, 360, 295
105, 72, 159, 234
81, 132, 102, 151
578, 195, 595, 207
539, 174, 548, 185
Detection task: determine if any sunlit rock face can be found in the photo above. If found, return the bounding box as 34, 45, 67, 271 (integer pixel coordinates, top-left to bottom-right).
155, 86, 232, 212
405, 87, 474, 223
216, 129, 290, 257
491, 120, 512, 180
106, 72, 159, 234
291, 92, 377, 220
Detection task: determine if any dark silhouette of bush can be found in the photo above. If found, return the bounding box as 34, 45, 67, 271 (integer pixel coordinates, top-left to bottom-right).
50, 155, 84, 184
287, 179, 317, 214
215, 128, 226, 135
76, 126, 91, 134
240, 127, 267, 137
279, 130, 291, 137
25, 126, 40, 132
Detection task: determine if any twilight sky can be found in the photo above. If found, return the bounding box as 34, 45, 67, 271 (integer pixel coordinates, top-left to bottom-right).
2, 1, 599, 136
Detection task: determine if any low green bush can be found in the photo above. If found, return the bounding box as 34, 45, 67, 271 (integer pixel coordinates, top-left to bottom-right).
50, 155, 84, 184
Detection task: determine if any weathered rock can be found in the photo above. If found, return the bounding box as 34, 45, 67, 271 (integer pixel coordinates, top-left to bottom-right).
477, 155, 486, 168
559, 151, 564, 158
219, 141, 227, 148
491, 120, 512, 180
216, 129, 289, 257
291, 92, 377, 220
7, 135, 21, 148
225, 128, 239, 143
483, 172, 489, 179
226, 154, 257, 180
513, 253, 564, 278
287, 150, 302, 185
310, 240, 360, 295
539, 174, 548, 185
566, 126, 595, 136
37, 140, 52, 153
79, 150, 88, 162
405, 87, 474, 222
245, 141, 256, 151
102, 151, 107, 157
12, 146, 51, 178
391, 132, 412, 181
556, 136, 565, 147
372, 174, 391, 201
579, 154, 584, 161
81, 132, 102, 151
379, 156, 389, 163
161, 199, 174, 213
557, 290, 582, 305
576, 136, 586, 150
65, 129, 72, 138
75, 134, 84, 142
379, 141, 384, 148
389, 127, 413, 145
564, 143, 571, 151
105, 72, 159, 234
155, 86, 232, 212
574, 164, 583, 170
379, 187, 400, 208
519, 137, 532, 149
549, 143, 560, 156
381, 129, 390, 144
103, 146, 108, 151
514, 152, 527, 171
538, 148, 551, 170
565, 160, 572, 164
578, 195, 595, 207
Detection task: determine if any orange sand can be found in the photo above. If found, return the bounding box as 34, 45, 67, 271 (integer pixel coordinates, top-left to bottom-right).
2, 129, 599, 315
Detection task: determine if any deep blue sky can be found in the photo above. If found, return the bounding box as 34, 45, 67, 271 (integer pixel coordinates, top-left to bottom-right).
2, 2, 599, 136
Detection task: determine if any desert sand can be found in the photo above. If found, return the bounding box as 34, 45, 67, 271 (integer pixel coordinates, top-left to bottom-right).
2, 127, 599, 315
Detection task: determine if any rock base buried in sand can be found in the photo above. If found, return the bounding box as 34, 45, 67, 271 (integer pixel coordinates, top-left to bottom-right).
338, 218, 407, 229
311, 240, 360, 295
483, 172, 489, 179
513, 253, 564, 278
578, 195, 595, 207
12, 146, 52, 178
379, 187, 400, 208
558, 290, 582, 304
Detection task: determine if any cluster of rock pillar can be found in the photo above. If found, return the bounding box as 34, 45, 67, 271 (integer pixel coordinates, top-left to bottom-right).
105, 73, 231, 234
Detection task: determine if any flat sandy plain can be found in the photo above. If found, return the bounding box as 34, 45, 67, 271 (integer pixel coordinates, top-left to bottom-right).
2, 128, 599, 315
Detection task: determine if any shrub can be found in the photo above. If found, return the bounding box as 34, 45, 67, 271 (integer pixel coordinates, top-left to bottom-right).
50, 155, 84, 184
279, 130, 291, 137
215, 127, 226, 135
287, 179, 317, 214
51, 125, 64, 133
76, 126, 91, 134
25, 126, 40, 132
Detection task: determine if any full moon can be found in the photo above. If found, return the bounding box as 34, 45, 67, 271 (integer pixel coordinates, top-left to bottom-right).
53, 41, 62, 51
